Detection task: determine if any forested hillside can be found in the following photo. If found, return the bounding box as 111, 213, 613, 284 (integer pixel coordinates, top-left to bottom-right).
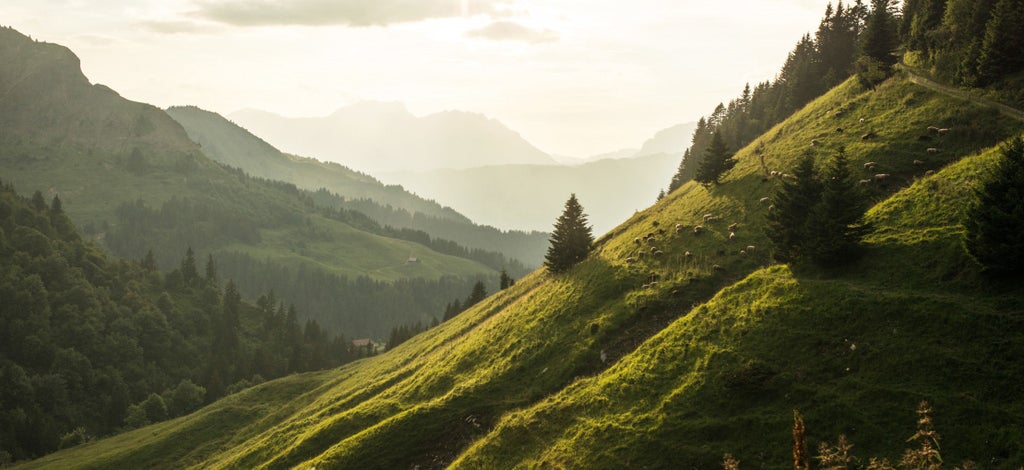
0, 26, 504, 339
0, 182, 353, 463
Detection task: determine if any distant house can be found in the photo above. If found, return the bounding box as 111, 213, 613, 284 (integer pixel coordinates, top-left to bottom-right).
352, 338, 372, 348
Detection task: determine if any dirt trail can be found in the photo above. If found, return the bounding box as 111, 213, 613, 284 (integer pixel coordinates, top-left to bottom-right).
899, 64, 1024, 123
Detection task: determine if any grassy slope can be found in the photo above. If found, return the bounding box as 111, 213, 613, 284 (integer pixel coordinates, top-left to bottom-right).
20, 74, 1024, 468
0, 29, 493, 283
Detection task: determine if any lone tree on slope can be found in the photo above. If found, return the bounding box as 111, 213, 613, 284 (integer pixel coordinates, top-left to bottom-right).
964, 136, 1024, 276
694, 130, 736, 186
545, 194, 594, 273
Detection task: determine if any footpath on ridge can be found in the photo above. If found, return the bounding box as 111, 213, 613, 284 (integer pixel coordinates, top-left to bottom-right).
898, 63, 1024, 123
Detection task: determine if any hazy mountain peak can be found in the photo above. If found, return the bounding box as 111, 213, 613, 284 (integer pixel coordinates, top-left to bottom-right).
229, 102, 556, 172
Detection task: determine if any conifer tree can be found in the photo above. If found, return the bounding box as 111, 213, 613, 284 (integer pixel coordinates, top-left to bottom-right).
545, 194, 594, 273
765, 152, 821, 262
181, 247, 199, 287
465, 280, 488, 308
964, 136, 1024, 276
694, 130, 735, 185
805, 149, 869, 265
975, 0, 1024, 86
861, 0, 897, 66
499, 269, 514, 290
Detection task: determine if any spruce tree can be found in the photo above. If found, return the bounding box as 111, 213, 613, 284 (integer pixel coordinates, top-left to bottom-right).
861, 0, 897, 66
964, 136, 1024, 276
975, 0, 1024, 86
694, 130, 735, 185
499, 269, 514, 290
465, 280, 488, 308
545, 194, 594, 273
765, 152, 821, 262
805, 149, 868, 265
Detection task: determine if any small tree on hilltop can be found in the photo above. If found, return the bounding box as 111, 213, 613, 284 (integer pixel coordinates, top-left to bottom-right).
964, 136, 1024, 276
545, 194, 594, 273
695, 130, 736, 186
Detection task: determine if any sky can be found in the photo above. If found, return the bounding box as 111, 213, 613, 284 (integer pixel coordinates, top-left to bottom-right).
5, 0, 833, 158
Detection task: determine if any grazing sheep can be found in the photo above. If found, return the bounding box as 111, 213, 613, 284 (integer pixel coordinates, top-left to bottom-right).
654, 250, 664, 256
649, 246, 658, 254
874, 173, 890, 182
811, 139, 821, 147
728, 223, 738, 231
634, 237, 641, 245
863, 161, 877, 169
768, 204, 776, 213
938, 128, 950, 135
927, 126, 939, 133
739, 249, 747, 256
759, 197, 770, 204
684, 251, 693, 258
859, 117, 866, 123
728, 231, 736, 241
925, 170, 936, 176
782, 173, 797, 181
833, 110, 843, 118
770, 170, 780, 177
858, 179, 872, 185
913, 159, 924, 166
693, 225, 705, 235
861, 131, 877, 140
712, 264, 724, 271
927, 147, 940, 154
625, 257, 636, 263
702, 213, 716, 223
745, 245, 756, 253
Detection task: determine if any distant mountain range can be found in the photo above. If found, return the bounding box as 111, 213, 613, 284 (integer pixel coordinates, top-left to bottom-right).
230, 103, 556, 173
378, 121, 697, 234
229, 100, 696, 235
167, 105, 550, 267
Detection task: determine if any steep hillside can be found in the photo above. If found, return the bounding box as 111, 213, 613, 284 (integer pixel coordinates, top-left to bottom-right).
381, 152, 680, 233
0, 27, 498, 338
229, 102, 555, 173
25, 73, 1024, 468
165, 106, 549, 268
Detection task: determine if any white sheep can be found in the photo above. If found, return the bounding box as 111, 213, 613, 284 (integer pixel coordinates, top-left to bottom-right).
811, 139, 821, 147
858, 179, 872, 185
863, 161, 877, 169
938, 128, 950, 135
693, 225, 705, 235
759, 197, 770, 204
927, 126, 939, 133
925, 170, 936, 176
913, 159, 924, 165
745, 245, 756, 253
728, 223, 738, 231
768, 204, 776, 213
927, 148, 940, 154
874, 173, 890, 182
728, 231, 736, 241
684, 251, 693, 258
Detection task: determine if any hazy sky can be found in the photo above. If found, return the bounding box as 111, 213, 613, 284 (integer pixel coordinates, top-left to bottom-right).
6, 0, 832, 157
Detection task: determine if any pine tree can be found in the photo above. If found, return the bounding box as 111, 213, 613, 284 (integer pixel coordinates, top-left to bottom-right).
805, 149, 869, 265
464, 280, 488, 308
205, 254, 218, 286
694, 130, 736, 186
765, 152, 821, 262
975, 0, 1024, 86
544, 194, 594, 273
499, 269, 514, 290
964, 136, 1024, 276
181, 247, 199, 287
766, 150, 868, 267
861, 0, 897, 66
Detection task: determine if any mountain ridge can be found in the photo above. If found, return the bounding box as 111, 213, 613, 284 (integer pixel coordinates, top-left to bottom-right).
229, 101, 556, 173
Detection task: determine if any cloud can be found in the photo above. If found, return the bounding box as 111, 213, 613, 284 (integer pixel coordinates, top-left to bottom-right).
191, 0, 513, 27
142, 20, 218, 34
465, 21, 558, 44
